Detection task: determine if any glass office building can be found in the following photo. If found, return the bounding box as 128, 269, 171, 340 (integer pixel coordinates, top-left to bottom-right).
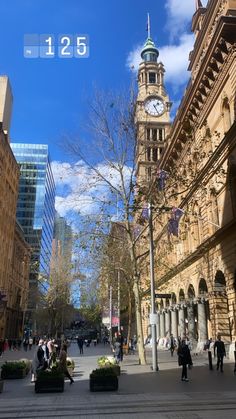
11, 143, 55, 330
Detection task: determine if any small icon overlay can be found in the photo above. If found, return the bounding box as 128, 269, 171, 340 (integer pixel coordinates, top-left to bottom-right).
24, 34, 89, 59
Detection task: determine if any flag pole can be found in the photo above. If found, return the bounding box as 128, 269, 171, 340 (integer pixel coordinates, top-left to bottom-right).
147, 13, 151, 38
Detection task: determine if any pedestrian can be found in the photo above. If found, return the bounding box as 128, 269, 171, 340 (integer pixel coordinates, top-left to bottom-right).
177, 338, 193, 382
58, 343, 74, 384
29, 336, 33, 350
77, 337, 84, 354
118, 333, 124, 361
8, 339, 12, 351
0, 339, 3, 357
214, 334, 226, 372
42, 339, 50, 367
31, 339, 47, 382
23, 337, 29, 351
113, 337, 121, 363
170, 334, 176, 357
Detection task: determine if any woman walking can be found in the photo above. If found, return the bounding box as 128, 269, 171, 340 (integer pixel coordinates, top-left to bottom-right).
58, 344, 74, 384
177, 338, 193, 382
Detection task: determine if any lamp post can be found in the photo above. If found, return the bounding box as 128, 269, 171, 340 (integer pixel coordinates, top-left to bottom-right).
148, 202, 159, 371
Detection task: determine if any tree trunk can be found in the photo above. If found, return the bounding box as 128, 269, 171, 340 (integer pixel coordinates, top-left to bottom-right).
133, 278, 146, 365
127, 288, 132, 346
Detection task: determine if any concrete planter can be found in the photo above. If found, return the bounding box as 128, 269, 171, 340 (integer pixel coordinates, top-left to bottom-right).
90, 374, 118, 392
0, 380, 4, 393
35, 375, 64, 393
1, 369, 27, 379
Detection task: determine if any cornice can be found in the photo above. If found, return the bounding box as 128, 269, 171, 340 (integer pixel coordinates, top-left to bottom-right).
161, 16, 236, 167
189, 0, 227, 72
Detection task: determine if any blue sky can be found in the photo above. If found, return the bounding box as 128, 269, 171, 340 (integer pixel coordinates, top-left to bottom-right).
0, 0, 207, 218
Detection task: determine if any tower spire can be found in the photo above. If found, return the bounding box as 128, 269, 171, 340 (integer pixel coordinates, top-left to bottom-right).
195, 0, 203, 10
147, 13, 151, 38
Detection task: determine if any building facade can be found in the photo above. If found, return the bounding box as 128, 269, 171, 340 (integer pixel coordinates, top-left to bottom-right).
136, 0, 236, 355
0, 125, 19, 338
8, 222, 31, 338
0, 76, 31, 339
11, 143, 55, 333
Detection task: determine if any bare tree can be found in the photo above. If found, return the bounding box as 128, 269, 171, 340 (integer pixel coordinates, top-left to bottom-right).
62, 87, 149, 364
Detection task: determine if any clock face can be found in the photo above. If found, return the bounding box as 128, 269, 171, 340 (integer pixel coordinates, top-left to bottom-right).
144, 97, 165, 116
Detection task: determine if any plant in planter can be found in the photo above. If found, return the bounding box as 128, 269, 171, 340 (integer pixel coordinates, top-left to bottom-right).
90, 367, 118, 392
35, 368, 64, 393
1, 360, 30, 379
66, 357, 75, 376
97, 356, 120, 376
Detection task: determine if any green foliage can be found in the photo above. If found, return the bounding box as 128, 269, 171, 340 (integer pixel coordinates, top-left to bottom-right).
1, 360, 29, 373
97, 356, 116, 367
36, 369, 64, 381
90, 367, 117, 378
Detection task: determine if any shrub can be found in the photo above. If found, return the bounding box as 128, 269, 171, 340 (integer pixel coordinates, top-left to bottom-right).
66, 357, 75, 370
90, 367, 116, 378
97, 356, 116, 367
1, 361, 27, 373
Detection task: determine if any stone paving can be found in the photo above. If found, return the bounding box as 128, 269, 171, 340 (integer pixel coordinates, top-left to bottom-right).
0, 343, 236, 418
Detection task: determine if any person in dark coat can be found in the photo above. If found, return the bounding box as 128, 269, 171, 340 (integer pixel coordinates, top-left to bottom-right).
214, 334, 226, 372
58, 344, 74, 384
177, 338, 193, 381
170, 334, 176, 357
77, 337, 84, 354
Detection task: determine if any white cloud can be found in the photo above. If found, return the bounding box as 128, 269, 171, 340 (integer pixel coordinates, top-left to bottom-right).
159, 33, 194, 87
165, 0, 208, 40
52, 160, 132, 218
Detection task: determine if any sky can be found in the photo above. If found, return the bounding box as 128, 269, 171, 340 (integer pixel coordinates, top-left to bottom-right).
0, 0, 208, 220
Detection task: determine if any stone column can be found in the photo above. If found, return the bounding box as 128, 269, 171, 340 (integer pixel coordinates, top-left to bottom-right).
198, 300, 208, 342
178, 306, 185, 338
160, 311, 165, 338
164, 310, 171, 336
171, 308, 178, 339
187, 301, 196, 344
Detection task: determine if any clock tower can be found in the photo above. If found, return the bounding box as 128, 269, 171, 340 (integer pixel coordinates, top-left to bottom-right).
135, 20, 172, 184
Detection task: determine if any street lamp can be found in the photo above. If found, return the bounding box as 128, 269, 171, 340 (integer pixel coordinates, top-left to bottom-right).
148, 202, 159, 371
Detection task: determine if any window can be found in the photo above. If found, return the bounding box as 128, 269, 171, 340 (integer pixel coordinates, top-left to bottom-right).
159, 129, 164, 141
153, 148, 157, 162
149, 72, 156, 83
152, 129, 157, 141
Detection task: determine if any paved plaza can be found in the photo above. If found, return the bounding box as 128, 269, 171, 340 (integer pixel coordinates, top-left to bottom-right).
0, 343, 236, 418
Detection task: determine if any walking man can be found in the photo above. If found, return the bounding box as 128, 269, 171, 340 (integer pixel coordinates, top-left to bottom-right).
170, 334, 176, 357
214, 334, 226, 372
177, 338, 193, 382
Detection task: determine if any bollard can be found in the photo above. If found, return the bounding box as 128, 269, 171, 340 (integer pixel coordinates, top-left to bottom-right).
208, 350, 213, 370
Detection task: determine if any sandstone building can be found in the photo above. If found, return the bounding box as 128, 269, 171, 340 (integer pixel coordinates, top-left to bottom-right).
135, 0, 236, 355
0, 77, 30, 338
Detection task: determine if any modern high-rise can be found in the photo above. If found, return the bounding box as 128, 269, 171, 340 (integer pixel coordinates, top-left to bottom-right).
53, 211, 73, 261
11, 143, 55, 332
